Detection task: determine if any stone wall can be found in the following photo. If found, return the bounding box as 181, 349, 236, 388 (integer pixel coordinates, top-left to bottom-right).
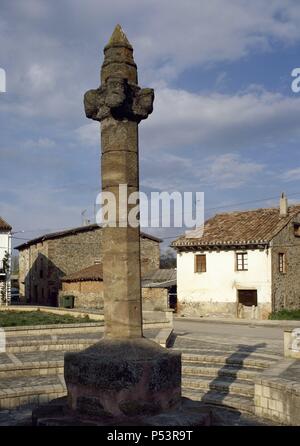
254, 358, 300, 425
284, 328, 300, 359
271, 213, 300, 312
19, 241, 49, 305
176, 300, 271, 319
61, 280, 169, 311
19, 227, 160, 306
61, 281, 104, 309
141, 287, 169, 311
140, 235, 160, 275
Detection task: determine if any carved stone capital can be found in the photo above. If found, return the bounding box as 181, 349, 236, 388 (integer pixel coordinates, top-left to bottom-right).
84, 78, 154, 123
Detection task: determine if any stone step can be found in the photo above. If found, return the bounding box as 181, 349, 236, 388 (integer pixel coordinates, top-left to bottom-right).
0, 360, 64, 378
5, 332, 102, 343
3, 328, 162, 353
182, 362, 261, 381
180, 352, 275, 369
0, 374, 67, 410
3, 323, 104, 338
4, 339, 97, 354
182, 375, 254, 397
182, 389, 254, 414
173, 347, 281, 362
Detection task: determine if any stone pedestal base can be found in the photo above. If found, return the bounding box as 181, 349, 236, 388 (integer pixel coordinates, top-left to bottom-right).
32, 338, 212, 426
32, 396, 212, 426
64, 338, 181, 418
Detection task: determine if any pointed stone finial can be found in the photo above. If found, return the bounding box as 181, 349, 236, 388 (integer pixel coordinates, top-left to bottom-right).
84, 24, 154, 122
280, 192, 288, 217
106, 24, 132, 49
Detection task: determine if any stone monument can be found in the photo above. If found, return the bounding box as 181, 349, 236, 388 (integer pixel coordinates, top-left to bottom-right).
64, 24, 182, 419
32, 26, 210, 425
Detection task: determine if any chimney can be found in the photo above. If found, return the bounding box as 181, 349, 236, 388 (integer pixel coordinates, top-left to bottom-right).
280, 192, 288, 217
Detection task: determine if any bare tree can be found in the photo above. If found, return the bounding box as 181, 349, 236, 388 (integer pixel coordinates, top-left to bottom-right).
160, 248, 176, 269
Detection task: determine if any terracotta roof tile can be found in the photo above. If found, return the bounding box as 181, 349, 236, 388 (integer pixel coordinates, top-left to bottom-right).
171, 205, 300, 248
0, 217, 11, 231
16, 224, 162, 250
62, 264, 103, 282
62, 265, 177, 288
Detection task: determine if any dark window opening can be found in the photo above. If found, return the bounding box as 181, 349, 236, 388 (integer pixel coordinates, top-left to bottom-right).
279, 253, 286, 273
39, 258, 44, 278
294, 223, 300, 237
238, 289, 257, 307
168, 286, 177, 312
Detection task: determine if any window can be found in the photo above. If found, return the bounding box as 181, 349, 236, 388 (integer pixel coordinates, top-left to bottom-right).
40, 258, 44, 279
294, 223, 300, 237
238, 290, 257, 307
236, 252, 248, 271
195, 254, 206, 273
279, 253, 286, 273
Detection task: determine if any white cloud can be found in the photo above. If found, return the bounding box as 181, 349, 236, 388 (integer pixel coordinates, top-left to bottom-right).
141, 152, 264, 191
1, 0, 300, 234
281, 167, 300, 182
204, 153, 264, 188
76, 122, 99, 146
24, 138, 56, 149
26, 64, 57, 92
1, 0, 300, 120
140, 86, 300, 151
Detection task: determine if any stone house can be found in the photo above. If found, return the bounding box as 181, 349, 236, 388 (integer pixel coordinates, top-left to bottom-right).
0, 217, 12, 304
60, 265, 176, 311
171, 195, 300, 319
17, 224, 161, 306
141, 268, 177, 311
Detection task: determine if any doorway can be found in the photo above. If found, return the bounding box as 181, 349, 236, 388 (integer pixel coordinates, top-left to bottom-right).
237, 289, 257, 318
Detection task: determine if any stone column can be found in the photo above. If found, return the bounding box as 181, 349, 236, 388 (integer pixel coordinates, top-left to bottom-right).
84, 24, 154, 338
33, 25, 210, 426
63, 26, 181, 419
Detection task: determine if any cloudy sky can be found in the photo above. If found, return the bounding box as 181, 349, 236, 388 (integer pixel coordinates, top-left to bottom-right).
1, 0, 300, 249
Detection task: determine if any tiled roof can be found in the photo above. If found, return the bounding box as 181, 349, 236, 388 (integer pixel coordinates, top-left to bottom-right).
16, 224, 162, 250
171, 205, 300, 248
0, 217, 11, 231
62, 264, 103, 282
142, 268, 176, 282
62, 265, 177, 288
142, 268, 177, 288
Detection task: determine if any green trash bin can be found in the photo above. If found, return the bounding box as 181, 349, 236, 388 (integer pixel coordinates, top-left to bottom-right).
59, 295, 75, 309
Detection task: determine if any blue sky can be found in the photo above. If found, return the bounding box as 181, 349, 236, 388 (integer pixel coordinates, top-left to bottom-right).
1, 0, 300, 249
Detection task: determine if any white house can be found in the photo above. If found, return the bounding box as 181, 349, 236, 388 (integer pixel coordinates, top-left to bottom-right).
171, 195, 300, 320
0, 216, 12, 305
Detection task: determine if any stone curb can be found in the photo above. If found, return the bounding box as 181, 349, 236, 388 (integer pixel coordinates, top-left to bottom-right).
175, 316, 300, 329
3, 323, 104, 337
0, 306, 105, 321
153, 328, 173, 347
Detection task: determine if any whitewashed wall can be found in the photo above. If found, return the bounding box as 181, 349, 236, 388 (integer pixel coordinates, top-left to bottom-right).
0, 231, 10, 303
177, 248, 272, 307
0, 232, 10, 267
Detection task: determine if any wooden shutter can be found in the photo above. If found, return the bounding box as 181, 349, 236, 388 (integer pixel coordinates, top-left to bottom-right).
195, 254, 206, 272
